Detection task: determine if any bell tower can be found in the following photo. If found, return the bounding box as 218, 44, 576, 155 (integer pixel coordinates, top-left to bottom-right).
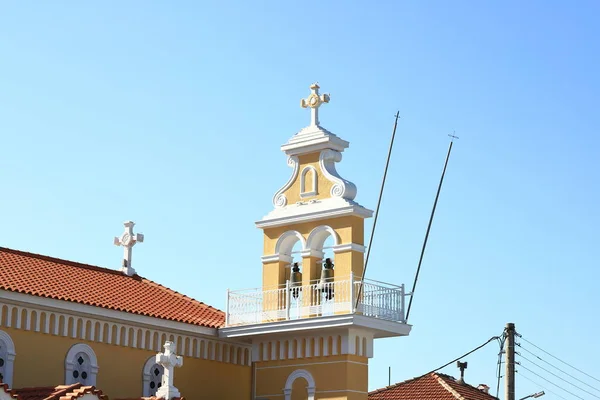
221, 83, 411, 400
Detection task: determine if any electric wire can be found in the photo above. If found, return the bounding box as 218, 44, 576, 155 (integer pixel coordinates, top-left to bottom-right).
518, 353, 600, 399
496, 333, 506, 398
517, 370, 571, 400
517, 333, 600, 385
518, 364, 586, 400
415, 336, 499, 380
405, 136, 456, 321
355, 111, 400, 311
518, 344, 600, 394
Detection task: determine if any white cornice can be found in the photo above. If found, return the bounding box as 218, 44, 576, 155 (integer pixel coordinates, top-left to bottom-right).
256, 198, 373, 229
332, 243, 365, 253
0, 290, 217, 337
219, 314, 411, 340
261, 254, 293, 264
280, 125, 349, 157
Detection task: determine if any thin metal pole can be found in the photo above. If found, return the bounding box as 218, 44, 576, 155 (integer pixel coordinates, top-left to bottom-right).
355, 111, 400, 311
405, 136, 456, 321
389, 366, 392, 386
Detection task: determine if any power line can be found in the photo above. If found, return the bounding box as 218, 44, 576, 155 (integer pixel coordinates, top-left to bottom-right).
517, 354, 600, 399
518, 344, 600, 394
517, 370, 571, 400
496, 334, 506, 398
415, 336, 500, 380
517, 333, 600, 385
518, 364, 586, 400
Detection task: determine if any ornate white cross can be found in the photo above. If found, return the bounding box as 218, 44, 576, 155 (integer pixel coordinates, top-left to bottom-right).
113, 220, 144, 276
300, 82, 330, 127
155, 341, 183, 400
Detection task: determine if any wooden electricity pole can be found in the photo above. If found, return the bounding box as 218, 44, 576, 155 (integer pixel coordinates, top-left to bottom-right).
505, 322, 516, 400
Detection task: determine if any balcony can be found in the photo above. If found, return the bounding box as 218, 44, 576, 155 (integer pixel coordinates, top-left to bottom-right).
225, 274, 407, 328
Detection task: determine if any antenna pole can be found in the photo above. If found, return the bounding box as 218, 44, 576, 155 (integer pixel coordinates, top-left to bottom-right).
405, 134, 457, 321
355, 111, 400, 311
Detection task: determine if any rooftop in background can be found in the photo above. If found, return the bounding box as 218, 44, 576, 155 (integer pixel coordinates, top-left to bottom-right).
369, 373, 498, 400
0, 247, 224, 328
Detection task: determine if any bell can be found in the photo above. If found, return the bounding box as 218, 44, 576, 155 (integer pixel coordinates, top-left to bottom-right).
320, 258, 335, 300
289, 262, 302, 298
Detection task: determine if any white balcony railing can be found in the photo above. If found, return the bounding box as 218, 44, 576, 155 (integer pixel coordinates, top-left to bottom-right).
225, 274, 407, 327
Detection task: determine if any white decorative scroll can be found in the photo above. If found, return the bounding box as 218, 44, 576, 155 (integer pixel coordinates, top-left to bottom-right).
319, 150, 357, 200
272, 156, 300, 208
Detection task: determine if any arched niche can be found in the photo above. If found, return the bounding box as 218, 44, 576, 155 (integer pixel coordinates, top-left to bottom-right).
300, 166, 318, 198
283, 369, 315, 400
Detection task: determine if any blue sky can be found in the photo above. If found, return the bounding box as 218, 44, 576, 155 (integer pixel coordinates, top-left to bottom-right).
1, 1, 599, 397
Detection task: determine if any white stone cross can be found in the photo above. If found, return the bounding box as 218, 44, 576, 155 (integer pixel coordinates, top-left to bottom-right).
300, 82, 330, 127
155, 341, 183, 400
113, 220, 144, 276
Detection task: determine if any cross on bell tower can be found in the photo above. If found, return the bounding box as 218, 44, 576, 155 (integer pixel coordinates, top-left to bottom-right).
300, 82, 330, 127
114, 220, 144, 276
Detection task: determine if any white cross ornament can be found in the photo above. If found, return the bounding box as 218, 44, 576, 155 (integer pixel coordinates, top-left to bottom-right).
300, 82, 330, 127
113, 220, 144, 276
155, 341, 183, 400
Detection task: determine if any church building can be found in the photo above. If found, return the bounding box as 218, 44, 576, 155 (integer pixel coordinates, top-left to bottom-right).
0, 83, 411, 400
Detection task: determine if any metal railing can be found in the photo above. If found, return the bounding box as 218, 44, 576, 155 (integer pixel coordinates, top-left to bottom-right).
225, 273, 406, 327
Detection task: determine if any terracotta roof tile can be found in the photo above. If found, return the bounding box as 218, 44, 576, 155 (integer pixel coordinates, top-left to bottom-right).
13, 384, 108, 400
369, 373, 498, 400
0, 247, 224, 328
0, 383, 21, 400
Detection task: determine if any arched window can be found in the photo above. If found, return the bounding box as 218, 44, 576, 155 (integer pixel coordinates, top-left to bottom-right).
0, 330, 16, 387
300, 166, 318, 198
142, 356, 164, 397
284, 369, 315, 400
65, 343, 98, 386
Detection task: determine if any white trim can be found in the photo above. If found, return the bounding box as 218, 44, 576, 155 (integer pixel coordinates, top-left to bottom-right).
284, 369, 315, 400
0, 330, 16, 386
261, 254, 293, 264
274, 231, 306, 256
0, 290, 216, 337
306, 225, 340, 251
280, 125, 349, 157
256, 360, 368, 370
332, 243, 365, 253
299, 249, 324, 258
219, 313, 411, 341
316, 389, 368, 394
256, 200, 373, 229
65, 343, 98, 386
319, 150, 357, 200
142, 356, 163, 397
300, 166, 318, 198
273, 156, 299, 208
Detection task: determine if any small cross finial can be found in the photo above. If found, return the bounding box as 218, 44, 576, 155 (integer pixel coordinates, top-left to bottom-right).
300, 82, 330, 127
155, 341, 183, 400
114, 220, 144, 276
448, 131, 460, 142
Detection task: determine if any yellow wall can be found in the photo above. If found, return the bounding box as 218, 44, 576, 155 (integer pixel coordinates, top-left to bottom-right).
255, 354, 368, 400
282, 153, 334, 204
3, 326, 251, 400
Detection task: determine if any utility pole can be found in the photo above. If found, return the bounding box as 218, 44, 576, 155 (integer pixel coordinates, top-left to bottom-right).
505, 323, 516, 400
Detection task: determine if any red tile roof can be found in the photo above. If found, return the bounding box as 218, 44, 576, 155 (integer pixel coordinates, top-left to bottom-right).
12, 384, 108, 400
0, 383, 20, 400
0, 247, 224, 328
369, 373, 498, 400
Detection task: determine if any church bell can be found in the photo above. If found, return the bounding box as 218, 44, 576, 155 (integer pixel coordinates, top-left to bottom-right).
289, 262, 302, 298
319, 258, 335, 300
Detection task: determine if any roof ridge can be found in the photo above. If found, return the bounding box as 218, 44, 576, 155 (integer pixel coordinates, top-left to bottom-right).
368, 372, 439, 394
435, 373, 467, 400
0, 247, 128, 277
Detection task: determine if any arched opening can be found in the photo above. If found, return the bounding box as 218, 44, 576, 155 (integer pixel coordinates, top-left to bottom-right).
0, 330, 16, 386
142, 356, 164, 397
65, 343, 98, 386
306, 226, 340, 315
